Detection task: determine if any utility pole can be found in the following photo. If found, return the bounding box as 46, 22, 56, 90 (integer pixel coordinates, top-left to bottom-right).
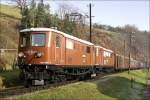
128, 31, 135, 74
86, 3, 94, 42
89, 3, 92, 42
128, 32, 132, 74
124, 40, 126, 68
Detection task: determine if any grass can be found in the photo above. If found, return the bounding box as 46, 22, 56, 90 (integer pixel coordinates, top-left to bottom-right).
13, 69, 148, 100
95, 69, 148, 100
0, 70, 21, 89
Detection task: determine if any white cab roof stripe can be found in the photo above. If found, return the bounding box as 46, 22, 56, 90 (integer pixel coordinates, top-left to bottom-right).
20, 28, 94, 46
95, 45, 113, 53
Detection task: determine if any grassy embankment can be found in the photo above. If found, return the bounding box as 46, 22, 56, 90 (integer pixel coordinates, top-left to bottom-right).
13, 69, 148, 100
0, 70, 20, 89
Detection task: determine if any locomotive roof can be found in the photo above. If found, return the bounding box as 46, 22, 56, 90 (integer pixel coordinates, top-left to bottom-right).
20, 28, 94, 46
95, 45, 114, 53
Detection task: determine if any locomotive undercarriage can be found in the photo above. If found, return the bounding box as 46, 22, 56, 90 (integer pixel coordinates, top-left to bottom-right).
19, 65, 49, 87
19, 64, 136, 87
19, 65, 98, 87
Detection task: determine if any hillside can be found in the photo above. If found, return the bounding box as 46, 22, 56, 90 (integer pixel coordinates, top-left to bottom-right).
0, 4, 149, 70
0, 4, 20, 48
0, 4, 20, 70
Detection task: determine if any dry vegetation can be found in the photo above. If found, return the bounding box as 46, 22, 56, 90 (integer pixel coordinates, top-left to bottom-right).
0, 4, 20, 70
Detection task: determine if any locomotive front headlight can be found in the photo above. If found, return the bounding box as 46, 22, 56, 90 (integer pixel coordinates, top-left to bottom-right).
18, 52, 24, 58
35, 52, 43, 58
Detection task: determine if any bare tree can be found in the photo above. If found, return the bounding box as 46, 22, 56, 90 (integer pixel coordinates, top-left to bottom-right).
15, 0, 27, 14
123, 24, 138, 33
57, 3, 79, 20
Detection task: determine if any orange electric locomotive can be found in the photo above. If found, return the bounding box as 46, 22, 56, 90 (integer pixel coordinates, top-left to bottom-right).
17, 28, 143, 86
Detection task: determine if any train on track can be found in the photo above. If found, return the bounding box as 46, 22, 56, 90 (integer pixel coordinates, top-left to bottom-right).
17, 28, 146, 86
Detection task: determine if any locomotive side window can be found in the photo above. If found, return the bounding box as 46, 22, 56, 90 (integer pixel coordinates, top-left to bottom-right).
104, 51, 111, 57
66, 39, 74, 49
55, 35, 60, 48
96, 48, 99, 56
32, 34, 45, 46
20, 33, 29, 47
86, 46, 90, 53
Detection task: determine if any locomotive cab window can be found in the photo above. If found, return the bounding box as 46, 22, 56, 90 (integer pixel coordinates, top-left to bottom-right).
55, 35, 60, 48
20, 32, 30, 47
86, 46, 90, 53
32, 34, 45, 46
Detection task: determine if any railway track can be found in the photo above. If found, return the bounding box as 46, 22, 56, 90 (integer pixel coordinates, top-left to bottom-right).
0, 73, 108, 99
0, 80, 78, 99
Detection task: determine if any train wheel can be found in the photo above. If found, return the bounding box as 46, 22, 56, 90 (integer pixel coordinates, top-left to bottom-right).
24, 79, 31, 88
44, 79, 49, 85
19, 72, 25, 80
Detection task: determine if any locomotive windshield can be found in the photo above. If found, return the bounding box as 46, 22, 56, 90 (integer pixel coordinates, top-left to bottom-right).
20, 32, 46, 47
31, 34, 45, 46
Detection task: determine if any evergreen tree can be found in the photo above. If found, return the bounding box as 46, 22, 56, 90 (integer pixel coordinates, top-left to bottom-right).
29, 0, 36, 27
51, 14, 60, 29
21, 7, 30, 29
43, 4, 51, 27
35, 0, 46, 27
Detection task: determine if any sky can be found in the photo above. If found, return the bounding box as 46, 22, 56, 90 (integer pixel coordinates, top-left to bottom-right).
0, 0, 149, 31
